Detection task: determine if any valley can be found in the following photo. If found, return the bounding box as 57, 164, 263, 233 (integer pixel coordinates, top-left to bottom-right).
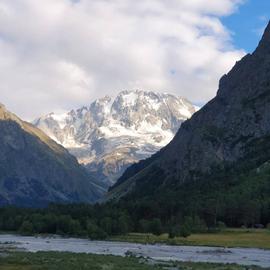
0, 2, 269, 269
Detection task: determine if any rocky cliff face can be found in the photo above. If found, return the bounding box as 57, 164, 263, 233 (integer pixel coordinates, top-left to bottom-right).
109, 22, 270, 200
34, 90, 196, 187
0, 104, 104, 207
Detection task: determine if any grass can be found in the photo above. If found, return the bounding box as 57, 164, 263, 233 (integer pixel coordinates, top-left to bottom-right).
109, 229, 270, 249
0, 252, 160, 270
0, 251, 264, 270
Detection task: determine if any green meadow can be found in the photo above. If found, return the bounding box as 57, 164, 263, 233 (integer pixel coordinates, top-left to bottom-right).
0, 251, 263, 270
110, 228, 270, 249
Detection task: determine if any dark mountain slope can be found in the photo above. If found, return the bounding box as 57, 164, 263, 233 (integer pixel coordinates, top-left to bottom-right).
0, 104, 104, 207
107, 23, 270, 225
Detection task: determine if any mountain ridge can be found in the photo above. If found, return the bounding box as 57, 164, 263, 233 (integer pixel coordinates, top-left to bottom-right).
34, 90, 196, 187
108, 22, 270, 208
0, 104, 104, 207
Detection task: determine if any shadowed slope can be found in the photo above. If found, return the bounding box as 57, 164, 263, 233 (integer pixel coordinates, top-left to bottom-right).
108, 22, 270, 205
0, 104, 104, 207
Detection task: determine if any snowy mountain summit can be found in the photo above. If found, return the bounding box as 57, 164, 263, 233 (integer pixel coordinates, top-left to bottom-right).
34, 90, 196, 187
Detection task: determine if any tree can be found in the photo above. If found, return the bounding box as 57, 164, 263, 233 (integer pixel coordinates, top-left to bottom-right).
56, 215, 73, 234
19, 220, 34, 235
87, 220, 107, 240
168, 226, 177, 239
179, 224, 191, 238
100, 217, 113, 235
69, 219, 82, 235
138, 219, 150, 233
217, 221, 227, 231
149, 218, 162, 236
42, 214, 57, 234
117, 215, 130, 235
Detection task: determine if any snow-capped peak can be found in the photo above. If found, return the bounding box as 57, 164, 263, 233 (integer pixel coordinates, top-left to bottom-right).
34, 90, 196, 187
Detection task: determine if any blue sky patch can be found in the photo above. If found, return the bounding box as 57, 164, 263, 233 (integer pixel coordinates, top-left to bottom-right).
222, 0, 270, 52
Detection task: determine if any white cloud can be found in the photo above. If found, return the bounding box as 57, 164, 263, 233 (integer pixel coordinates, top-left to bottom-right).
0, 0, 245, 120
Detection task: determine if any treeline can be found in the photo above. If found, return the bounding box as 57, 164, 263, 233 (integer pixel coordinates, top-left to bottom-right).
0, 204, 130, 239
118, 159, 270, 232
0, 195, 268, 240
0, 203, 221, 239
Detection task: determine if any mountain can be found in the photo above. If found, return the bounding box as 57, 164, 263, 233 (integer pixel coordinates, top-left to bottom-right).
107, 23, 270, 226
34, 90, 196, 187
0, 103, 104, 207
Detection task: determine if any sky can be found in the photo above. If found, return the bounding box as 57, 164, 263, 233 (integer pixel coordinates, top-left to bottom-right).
222, 0, 270, 52
0, 0, 269, 120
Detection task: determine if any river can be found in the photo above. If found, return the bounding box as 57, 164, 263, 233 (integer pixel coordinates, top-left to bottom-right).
0, 234, 269, 268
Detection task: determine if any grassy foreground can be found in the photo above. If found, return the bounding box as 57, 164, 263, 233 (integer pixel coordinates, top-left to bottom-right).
0, 252, 263, 270
110, 229, 270, 249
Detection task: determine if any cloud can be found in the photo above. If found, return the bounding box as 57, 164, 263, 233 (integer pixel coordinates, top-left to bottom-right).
0, 0, 245, 120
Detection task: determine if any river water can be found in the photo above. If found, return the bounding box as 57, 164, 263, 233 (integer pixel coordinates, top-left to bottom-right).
0, 234, 269, 268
